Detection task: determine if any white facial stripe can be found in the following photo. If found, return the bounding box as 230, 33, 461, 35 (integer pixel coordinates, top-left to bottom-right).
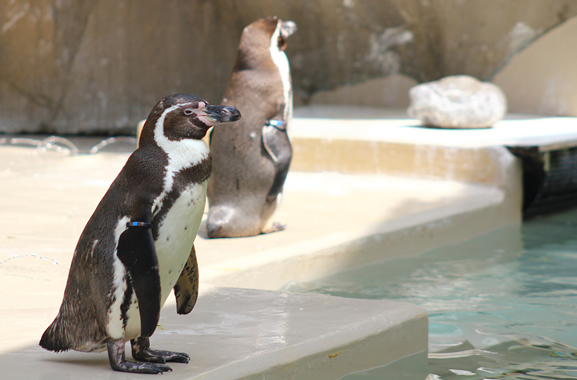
152, 104, 211, 216
107, 215, 130, 339
269, 21, 293, 124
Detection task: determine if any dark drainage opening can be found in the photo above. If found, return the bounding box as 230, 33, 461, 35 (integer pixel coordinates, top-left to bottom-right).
509, 145, 577, 219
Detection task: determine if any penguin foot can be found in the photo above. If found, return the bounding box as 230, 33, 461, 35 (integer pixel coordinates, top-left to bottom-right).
131, 336, 190, 364
134, 348, 191, 363
262, 222, 286, 234
111, 360, 172, 374
108, 339, 172, 374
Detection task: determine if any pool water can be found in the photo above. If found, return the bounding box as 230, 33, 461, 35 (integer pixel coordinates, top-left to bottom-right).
283, 209, 577, 379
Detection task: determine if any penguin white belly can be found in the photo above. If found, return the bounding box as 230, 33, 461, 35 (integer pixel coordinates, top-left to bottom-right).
124, 181, 207, 341
155, 181, 207, 302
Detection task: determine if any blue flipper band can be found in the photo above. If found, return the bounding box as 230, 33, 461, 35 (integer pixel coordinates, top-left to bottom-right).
127, 222, 152, 228
265, 120, 285, 128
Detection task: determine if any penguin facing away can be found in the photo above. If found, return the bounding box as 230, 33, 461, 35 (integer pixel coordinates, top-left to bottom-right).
40, 94, 240, 374
207, 17, 297, 238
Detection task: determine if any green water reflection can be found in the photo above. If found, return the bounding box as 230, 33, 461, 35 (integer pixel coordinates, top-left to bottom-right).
285, 209, 577, 379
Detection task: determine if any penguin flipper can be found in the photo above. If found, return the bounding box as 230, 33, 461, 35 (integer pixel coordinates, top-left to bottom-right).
117, 224, 161, 337
262, 124, 293, 200
174, 245, 199, 315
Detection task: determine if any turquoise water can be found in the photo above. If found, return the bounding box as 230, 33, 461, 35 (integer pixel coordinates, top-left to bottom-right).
284, 209, 577, 379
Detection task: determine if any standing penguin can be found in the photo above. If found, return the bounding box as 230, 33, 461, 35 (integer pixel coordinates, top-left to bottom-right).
207, 17, 297, 238
40, 94, 240, 373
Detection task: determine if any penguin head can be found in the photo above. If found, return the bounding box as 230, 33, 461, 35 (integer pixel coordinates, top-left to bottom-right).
236, 17, 297, 69
277, 19, 297, 51
141, 94, 241, 143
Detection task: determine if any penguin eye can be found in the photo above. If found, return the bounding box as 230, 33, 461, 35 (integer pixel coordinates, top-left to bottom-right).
184, 109, 194, 116
278, 36, 286, 50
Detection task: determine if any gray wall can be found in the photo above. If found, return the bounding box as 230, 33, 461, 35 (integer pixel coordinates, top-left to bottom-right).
494, 16, 577, 116
1, 0, 576, 134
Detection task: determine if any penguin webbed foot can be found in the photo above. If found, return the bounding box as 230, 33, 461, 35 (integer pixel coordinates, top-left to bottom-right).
131, 336, 190, 364
262, 221, 286, 234
107, 339, 172, 374
134, 348, 190, 364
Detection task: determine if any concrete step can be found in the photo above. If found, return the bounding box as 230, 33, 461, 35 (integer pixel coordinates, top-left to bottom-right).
0, 287, 427, 379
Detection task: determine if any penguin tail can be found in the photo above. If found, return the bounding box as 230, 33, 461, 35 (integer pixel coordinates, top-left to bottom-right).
39, 319, 72, 352
40, 308, 108, 353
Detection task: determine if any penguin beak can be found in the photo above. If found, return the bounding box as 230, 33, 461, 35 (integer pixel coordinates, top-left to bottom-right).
202, 105, 241, 125
280, 21, 297, 40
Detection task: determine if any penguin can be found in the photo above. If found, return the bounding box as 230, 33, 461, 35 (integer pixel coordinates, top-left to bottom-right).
39, 93, 241, 374
207, 17, 297, 238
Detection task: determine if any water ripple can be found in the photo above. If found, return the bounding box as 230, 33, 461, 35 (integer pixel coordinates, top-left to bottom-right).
6, 135, 136, 155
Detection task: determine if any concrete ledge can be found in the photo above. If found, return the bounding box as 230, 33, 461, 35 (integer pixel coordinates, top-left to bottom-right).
291, 106, 577, 180
0, 287, 427, 380
201, 145, 522, 290
202, 184, 513, 290
291, 137, 508, 183
292, 106, 577, 148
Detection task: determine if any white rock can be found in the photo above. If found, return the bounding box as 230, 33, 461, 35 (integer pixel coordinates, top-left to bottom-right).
407, 75, 507, 128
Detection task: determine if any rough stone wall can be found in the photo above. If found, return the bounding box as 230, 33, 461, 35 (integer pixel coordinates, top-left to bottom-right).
0, 0, 240, 134
1, 0, 576, 134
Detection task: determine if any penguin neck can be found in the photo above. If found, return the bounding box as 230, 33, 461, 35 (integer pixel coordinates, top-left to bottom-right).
151, 105, 211, 193
269, 24, 292, 122
234, 46, 268, 71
